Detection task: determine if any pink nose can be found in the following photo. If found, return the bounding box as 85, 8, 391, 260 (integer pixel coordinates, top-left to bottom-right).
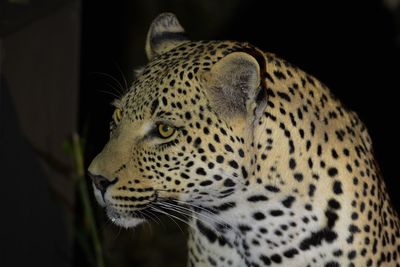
88, 172, 118, 195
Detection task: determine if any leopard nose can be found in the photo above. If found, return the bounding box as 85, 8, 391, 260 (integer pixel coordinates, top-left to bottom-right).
88, 172, 118, 195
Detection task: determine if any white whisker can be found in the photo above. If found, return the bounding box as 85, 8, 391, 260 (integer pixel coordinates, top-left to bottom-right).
149, 206, 192, 233
91, 71, 125, 95
167, 198, 231, 227
112, 61, 129, 92
98, 88, 120, 99
157, 200, 222, 227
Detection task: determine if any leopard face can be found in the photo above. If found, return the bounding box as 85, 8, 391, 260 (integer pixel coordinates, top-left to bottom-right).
88, 20, 265, 228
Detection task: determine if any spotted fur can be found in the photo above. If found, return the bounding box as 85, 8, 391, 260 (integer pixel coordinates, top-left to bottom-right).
88, 13, 400, 267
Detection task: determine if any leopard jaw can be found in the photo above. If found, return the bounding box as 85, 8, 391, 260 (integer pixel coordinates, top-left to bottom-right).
106, 207, 145, 229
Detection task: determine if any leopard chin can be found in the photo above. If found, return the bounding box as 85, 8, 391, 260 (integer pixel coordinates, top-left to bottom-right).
106, 207, 146, 229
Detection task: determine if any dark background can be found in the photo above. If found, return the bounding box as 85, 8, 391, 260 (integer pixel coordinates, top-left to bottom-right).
1, 0, 399, 266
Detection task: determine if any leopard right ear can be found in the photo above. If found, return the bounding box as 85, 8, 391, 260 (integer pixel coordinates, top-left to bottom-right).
145, 13, 189, 60
203, 50, 267, 125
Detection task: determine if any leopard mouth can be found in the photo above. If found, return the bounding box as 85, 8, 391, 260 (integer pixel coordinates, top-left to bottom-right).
105, 191, 160, 228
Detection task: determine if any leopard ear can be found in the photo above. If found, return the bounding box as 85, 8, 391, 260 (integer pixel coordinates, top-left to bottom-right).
145, 13, 189, 60
204, 50, 267, 123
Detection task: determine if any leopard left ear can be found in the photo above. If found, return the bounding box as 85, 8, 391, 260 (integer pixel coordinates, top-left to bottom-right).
204, 49, 267, 124
145, 13, 189, 60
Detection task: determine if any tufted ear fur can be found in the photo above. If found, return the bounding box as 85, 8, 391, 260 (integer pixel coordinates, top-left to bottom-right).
204, 51, 267, 125
145, 13, 189, 60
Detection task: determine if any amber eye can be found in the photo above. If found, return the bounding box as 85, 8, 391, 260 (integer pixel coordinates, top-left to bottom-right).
113, 108, 123, 124
158, 124, 175, 138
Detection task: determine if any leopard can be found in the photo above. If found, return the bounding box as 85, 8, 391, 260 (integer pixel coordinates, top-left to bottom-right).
88, 13, 400, 267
